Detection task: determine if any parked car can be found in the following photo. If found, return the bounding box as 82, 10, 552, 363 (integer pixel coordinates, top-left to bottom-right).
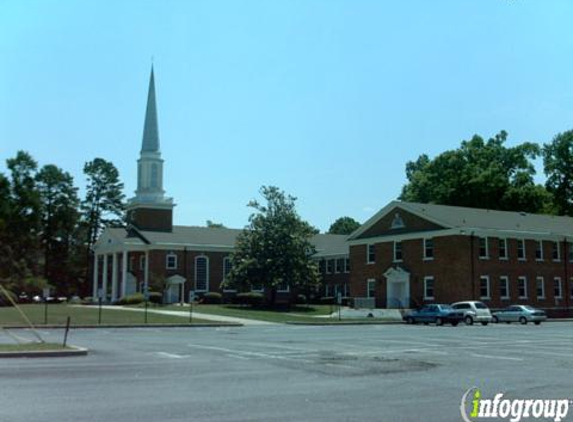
451, 301, 492, 325
403, 304, 465, 326
492, 305, 547, 325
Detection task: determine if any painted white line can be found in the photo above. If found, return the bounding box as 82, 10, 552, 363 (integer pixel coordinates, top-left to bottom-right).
155, 352, 186, 359
470, 353, 523, 362
187, 343, 315, 364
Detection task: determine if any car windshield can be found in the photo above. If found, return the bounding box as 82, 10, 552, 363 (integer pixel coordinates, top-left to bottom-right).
475, 302, 488, 309
522, 305, 535, 311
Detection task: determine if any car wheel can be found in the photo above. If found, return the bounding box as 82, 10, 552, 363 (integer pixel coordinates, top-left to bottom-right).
464, 316, 474, 325
405, 317, 414, 325
492, 316, 499, 323
519, 316, 527, 325
481, 322, 488, 326
534, 321, 541, 325
436, 317, 443, 326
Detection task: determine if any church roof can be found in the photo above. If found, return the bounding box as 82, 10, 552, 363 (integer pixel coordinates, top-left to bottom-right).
141, 67, 160, 152
99, 226, 349, 256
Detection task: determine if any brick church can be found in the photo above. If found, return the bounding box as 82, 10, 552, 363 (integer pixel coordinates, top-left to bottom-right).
92, 68, 349, 304
93, 68, 573, 316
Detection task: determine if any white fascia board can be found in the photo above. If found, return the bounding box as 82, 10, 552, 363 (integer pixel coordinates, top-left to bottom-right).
153, 243, 235, 252
348, 229, 460, 246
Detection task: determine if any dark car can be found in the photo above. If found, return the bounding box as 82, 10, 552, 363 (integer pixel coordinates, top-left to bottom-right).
403, 304, 464, 326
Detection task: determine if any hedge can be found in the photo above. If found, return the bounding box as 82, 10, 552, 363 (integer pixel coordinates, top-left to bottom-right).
201, 292, 222, 304
235, 292, 264, 306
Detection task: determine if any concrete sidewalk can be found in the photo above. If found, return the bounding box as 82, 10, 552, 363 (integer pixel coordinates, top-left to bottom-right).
100, 305, 276, 326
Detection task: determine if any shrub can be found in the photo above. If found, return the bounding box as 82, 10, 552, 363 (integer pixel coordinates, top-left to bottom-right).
0, 289, 17, 307
201, 292, 222, 304
235, 292, 264, 306
148, 292, 163, 305
341, 297, 353, 307
319, 296, 335, 305
295, 294, 307, 305
116, 293, 144, 305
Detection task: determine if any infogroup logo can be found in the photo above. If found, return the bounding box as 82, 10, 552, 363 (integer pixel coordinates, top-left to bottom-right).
460, 387, 571, 422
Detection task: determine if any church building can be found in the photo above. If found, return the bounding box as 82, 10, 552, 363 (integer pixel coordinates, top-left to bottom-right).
92, 68, 349, 304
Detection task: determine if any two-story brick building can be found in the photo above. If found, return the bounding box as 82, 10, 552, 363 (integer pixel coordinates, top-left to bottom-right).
348, 201, 573, 316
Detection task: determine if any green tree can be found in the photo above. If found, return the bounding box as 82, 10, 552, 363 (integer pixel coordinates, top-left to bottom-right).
227, 186, 320, 305
82, 158, 125, 291
543, 130, 573, 216
328, 216, 361, 235
36, 164, 80, 293
206, 220, 226, 228
400, 131, 551, 213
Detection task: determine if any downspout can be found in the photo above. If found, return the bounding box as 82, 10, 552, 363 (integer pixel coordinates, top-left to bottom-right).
470, 232, 475, 300
564, 238, 570, 316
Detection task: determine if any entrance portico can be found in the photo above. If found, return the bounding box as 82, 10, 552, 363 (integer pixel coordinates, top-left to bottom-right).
383, 266, 410, 309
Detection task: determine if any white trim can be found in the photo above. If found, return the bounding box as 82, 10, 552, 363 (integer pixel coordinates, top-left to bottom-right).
499, 275, 510, 300
366, 278, 376, 298
277, 282, 290, 293
166, 252, 178, 269
535, 240, 544, 262
423, 276, 434, 300
366, 244, 375, 264
479, 275, 490, 300
139, 255, 145, 271
552, 241, 561, 262
194, 255, 209, 292
478, 237, 489, 260
553, 277, 563, 299
536, 276, 545, 299
498, 238, 508, 260
517, 239, 526, 261
518, 276, 528, 299
393, 241, 403, 263
423, 238, 434, 261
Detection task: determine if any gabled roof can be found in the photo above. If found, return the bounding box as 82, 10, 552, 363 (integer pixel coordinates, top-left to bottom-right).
349, 200, 573, 240
96, 225, 349, 256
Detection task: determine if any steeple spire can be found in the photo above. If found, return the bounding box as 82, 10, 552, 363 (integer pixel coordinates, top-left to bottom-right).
141, 66, 160, 152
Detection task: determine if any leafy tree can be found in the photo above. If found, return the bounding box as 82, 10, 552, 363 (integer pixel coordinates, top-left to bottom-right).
328, 216, 361, 235
82, 158, 125, 289
226, 186, 320, 305
400, 131, 551, 213
543, 130, 573, 216
36, 164, 80, 293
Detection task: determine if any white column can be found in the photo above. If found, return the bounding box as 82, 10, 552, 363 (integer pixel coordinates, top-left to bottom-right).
144, 250, 149, 292
111, 253, 118, 302
92, 254, 99, 301
102, 255, 109, 303
121, 250, 128, 298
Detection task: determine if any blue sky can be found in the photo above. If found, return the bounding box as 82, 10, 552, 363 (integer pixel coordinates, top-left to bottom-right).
1, 0, 572, 231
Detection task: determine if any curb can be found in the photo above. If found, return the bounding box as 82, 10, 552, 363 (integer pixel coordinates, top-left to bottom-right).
0, 345, 88, 359
1, 323, 243, 329
285, 320, 404, 326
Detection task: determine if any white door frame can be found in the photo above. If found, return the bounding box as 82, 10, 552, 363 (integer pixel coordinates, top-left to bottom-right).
383, 267, 410, 308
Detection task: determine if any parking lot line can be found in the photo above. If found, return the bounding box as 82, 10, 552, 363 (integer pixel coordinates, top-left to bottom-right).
469, 353, 524, 361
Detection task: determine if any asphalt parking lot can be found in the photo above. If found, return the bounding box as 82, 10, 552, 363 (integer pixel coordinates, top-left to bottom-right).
1, 322, 573, 422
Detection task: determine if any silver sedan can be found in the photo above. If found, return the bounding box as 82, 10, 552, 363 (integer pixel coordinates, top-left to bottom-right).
492, 305, 547, 325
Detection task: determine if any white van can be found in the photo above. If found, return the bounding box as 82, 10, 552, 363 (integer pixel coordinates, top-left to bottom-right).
451, 301, 492, 325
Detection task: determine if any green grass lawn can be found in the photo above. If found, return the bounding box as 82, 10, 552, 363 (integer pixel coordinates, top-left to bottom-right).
0, 304, 211, 326
155, 303, 360, 323
0, 342, 69, 352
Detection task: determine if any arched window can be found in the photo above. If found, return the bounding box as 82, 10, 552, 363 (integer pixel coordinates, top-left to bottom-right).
195, 256, 209, 292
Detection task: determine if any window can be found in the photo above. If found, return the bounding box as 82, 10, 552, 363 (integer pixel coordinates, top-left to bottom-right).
223, 257, 235, 292
343, 283, 349, 296
518, 276, 528, 299
194, 256, 209, 292
479, 276, 490, 299
139, 255, 146, 270
479, 237, 489, 259
324, 284, 330, 296
367, 244, 375, 264
424, 238, 434, 260
499, 276, 509, 300
318, 260, 326, 274
393, 241, 403, 262
424, 276, 434, 300
569, 243, 573, 262
277, 280, 289, 292
552, 242, 561, 261
536, 276, 545, 299
336, 258, 344, 274
251, 282, 264, 292
535, 241, 543, 261
367, 279, 376, 298
498, 239, 508, 260
326, 259, 334, 274
344, 258, 350, 273
517, 240, 526, 260
554, 277, 562, 299
166, 252, 177, 269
